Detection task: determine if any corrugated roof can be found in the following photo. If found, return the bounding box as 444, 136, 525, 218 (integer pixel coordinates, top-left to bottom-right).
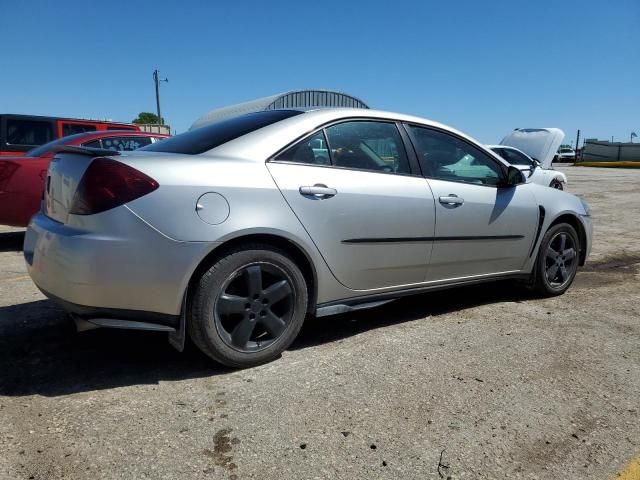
190, 89, 368, 130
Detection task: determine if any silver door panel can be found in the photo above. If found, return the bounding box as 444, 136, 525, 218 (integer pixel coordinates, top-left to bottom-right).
426, 180, 538, 280
267, 162, 436, 290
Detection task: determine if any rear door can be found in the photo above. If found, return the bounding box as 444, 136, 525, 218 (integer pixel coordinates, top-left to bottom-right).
267, 120, 435, 291
405, 124, 538, 281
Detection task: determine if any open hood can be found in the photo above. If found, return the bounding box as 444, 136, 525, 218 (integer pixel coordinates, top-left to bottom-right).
500, 128, 565, 168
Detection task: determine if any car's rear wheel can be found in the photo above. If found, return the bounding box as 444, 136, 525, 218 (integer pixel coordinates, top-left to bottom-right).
189, 244, 308, 368
532, 223, 579, 297
550, 179, 564, 190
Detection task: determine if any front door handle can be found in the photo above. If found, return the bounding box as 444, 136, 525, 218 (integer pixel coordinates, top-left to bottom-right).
299, 184, 337, 198
439, 194, 464, 206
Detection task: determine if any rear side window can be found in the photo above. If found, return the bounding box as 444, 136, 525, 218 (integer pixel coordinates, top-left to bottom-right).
141, 110, 303, 155
325, 121, 410, 174
6, 119, 53, 146
275, 131, 330, 165
62, 123, 97, 136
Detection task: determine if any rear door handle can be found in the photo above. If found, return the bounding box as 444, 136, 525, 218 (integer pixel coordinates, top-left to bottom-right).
439, 194, 464, 206
299, 184, 337, 198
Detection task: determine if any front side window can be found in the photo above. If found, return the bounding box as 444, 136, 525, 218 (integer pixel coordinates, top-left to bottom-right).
325, 121, 410, 174
408, 126, 503, 186
275, 131, 330, 165
62, 123, 97, 136
6, 119, 53, 146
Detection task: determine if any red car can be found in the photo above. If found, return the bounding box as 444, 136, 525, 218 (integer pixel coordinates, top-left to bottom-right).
0, 130, 168, 227
0, 114, 142, 156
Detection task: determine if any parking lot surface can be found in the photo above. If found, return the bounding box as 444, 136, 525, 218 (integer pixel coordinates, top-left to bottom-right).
0, 165, 638, 479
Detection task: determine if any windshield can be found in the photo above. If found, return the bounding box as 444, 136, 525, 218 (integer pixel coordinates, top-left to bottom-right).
141, 110, 303, 155
25, 133, 89, 157
492, 147, 533, 166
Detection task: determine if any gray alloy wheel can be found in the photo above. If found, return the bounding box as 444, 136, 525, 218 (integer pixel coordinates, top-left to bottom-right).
214, 263, 294, 353
550, 179, 564, 190
189, 244, 308, 368
532, 223, 579, 296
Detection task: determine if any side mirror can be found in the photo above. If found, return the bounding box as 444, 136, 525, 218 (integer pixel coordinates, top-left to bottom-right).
503, 165, 526, 187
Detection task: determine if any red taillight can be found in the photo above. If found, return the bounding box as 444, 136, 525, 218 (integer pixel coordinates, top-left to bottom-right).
69, 158, 159, 215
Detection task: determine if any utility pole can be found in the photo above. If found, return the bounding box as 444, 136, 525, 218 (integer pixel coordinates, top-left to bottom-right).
152, 69, 168, 125
574, 129, 580, 163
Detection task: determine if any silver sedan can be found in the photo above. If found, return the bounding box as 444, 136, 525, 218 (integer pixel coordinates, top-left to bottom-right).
24, 108, 592, 367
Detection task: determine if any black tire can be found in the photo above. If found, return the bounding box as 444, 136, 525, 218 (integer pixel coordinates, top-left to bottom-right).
550, 179, 564, 190
532, 223, 580, 297
189, 244, 308, 368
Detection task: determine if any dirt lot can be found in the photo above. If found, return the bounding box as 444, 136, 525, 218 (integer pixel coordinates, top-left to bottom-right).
0, 165, 638, 480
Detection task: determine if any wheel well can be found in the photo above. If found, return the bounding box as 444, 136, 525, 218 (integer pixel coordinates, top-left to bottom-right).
549, 214, 587, 266
187, 234, 318, 313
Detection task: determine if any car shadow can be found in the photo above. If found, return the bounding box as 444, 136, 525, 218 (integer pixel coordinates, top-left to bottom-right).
0, 231, 25, 252
0, 300, 228, 397
0, 281, 533, 398
293, 280, 532, 350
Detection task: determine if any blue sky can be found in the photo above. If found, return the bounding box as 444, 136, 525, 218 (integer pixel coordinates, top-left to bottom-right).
1, 0, 638, 144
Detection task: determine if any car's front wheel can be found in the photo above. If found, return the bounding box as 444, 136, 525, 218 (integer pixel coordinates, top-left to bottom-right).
550, 179, 564, 190
532, 223, 579, 297
189, 244, 308, 368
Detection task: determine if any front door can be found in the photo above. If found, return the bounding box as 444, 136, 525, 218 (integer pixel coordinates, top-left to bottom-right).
405, 124, 538, 281
267, 121, 436, 291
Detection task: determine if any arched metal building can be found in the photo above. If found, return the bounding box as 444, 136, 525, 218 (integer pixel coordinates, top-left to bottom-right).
190, 89, 369, 130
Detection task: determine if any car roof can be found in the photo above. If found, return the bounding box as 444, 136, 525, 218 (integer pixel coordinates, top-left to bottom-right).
208, 107, 503, 163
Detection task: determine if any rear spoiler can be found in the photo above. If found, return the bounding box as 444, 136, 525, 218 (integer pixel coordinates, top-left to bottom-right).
51, 145, 121, 157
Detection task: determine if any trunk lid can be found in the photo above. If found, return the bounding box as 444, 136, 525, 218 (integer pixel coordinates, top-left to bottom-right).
45, 147, 120, 224
500, 128, 565, 168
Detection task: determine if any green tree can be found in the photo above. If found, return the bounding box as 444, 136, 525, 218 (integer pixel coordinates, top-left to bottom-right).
132, 112, 164, 124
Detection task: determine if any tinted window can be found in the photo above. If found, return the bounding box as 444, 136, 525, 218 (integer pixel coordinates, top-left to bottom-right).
25, 133, 88, 157
100, 136, 152, 151
82, 140, 102, 149
107, 125, 137, 131
141, 110, 303, 155
325, 121, 410, 174
62, 123, 97, 136
6, 119, 53, 146
275, 131, 330, 165
493, 147, 533, 166
408, 126, 503, 185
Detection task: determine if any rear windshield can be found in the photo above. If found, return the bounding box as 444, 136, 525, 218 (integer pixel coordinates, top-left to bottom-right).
140, 110, 303, 155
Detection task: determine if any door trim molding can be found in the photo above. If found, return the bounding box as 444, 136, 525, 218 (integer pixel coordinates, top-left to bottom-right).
342, 235, 524, 244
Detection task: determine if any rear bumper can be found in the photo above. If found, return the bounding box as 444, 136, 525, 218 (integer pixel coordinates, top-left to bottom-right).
25, 208, 215, 318
42, 290, 180, 328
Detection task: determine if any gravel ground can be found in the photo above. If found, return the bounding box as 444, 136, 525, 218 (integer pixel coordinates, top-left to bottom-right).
0, 165, 638, 480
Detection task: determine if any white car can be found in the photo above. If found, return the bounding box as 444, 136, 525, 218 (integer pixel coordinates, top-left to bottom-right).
557, 147, 576, 162
488, 128, 567, 190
